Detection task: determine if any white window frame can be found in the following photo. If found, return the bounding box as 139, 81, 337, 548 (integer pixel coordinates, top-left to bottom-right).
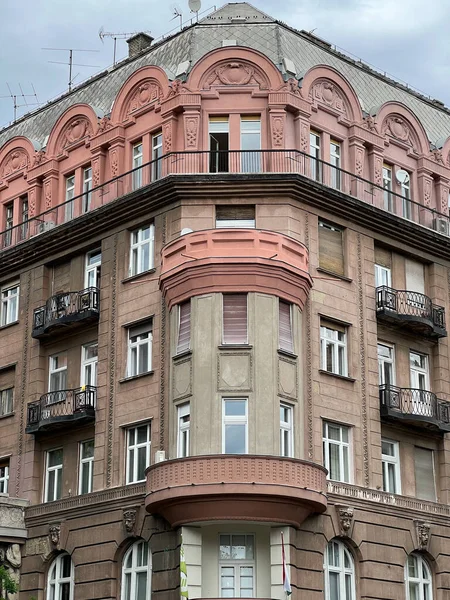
44, 448, 63, 503
177, 402, 190, 458
126, 423, 151, 484
152, 132, 163, 181
320, 324, 348, 377
375, 264, 392, 288
21, 196, 29, 240
410, 351, 429, 391
323, 421, 351, 483
381, 438, 401, 494
280, 403, 294, 457
0, 462, 9, 494
401, 173, 412, 220
222, 398, 248, 455
1, 283, 19, 326
121, 540, 152, 600
219, 533, 255, 598
78, 439, 94, 495
127, 322, 153, 378
49, 353, 68, 393
81, 342, 98, 388
330, 140, 341, 190
129, 224, 155, 277
47, 553, 74, 600
383, 164, 393, 212
377, 342, 396, 386
310, 131, 321, 181
65, 174, 75, 221
85, 248, 101, 289
405, 553, 433, 600
240, 116, 261, 173
0, 388, 13, 416
132, 142, 143, 190
324, 539, 355, 600
83, 166, 93, 213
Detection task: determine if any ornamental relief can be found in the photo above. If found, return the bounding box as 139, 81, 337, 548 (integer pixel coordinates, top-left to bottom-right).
203, 61, 269, 90
309, 79, 348, 117
125, 79, 162, 117
57, 117, 93, 154
382, 115, 417, 152
1, 149, 29, 179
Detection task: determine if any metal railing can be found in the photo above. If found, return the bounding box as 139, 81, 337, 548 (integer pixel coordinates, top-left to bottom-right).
27, 385, 96, 427
33, 287, 99, 332
376, 286, 446, 330
379, 384, 450, 426
1, 149, 450, 251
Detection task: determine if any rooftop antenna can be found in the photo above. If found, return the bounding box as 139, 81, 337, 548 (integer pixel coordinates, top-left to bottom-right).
188, 0, 202, 21
42, 48, 100, 92
0, 83, 40, 122
171, 4, 183, 31
99, 28, 152, 66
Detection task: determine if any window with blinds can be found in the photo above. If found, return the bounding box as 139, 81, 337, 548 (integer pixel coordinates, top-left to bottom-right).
318, 220, 344, 276
279, 301, 294, 354
216, 205, 255, 228
223, 294, 248, 344
177, 301, 191, 354
414, 447, 436, 501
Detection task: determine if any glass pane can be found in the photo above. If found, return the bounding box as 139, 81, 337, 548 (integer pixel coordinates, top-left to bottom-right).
341, 427, 349, 443
61, 554, 72, 578
137, 446, 147, 480
136, 571, 148, 600
124, 572, 132, 600
245, 536, 254, 560
49, 449, 63, 467
47, 470, 55, 501
387, 463, 396, 493
56, 469, 62, 500
345, 573, 353, 600
225, 424, 246, 454
81, 463, 90, 494
409, 582, 419, 600
139, 343, 149, 374
381, 440, 394, 456
408, 555, 417, 578
61, 581, 71, 600
329, 443, 340, 480
329, 572, 339, 600
137, 425, 149, 444
225, 400, 246, 416
338, 346, 345, 375
343, 446, 349, 482
231, 535, 246, 559
128, 449, 135, 482
328, 425, 341, 441
326, 341, 333, 371
82, 440, 94, 459
220, 535, 231, 559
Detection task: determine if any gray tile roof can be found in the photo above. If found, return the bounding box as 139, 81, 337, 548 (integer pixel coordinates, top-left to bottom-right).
1, 2, 450, 148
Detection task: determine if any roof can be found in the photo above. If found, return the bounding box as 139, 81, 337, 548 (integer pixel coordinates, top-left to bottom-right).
1, 1, 450, 148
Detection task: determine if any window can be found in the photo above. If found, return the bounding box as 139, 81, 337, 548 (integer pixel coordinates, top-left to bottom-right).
47, 553, 74, 600
152, 132, 163, 181
177, 403, 190, 458
324, 539, 355, 600
320, 322, 347, 377
375, 264, 391, 288
129, 224, 155, 276
405, 553, 433, 600
378, 343, 395, 386
49, 354, 67, 393
209, 117, 229, 173
126, 423, 151, 484
310, 131, 321, 181
0, 461, 9, 494
65, 174, 75, 221
410, 352, 429, 390
219, 534, 255, 598
381, 439, 401, 494
1, 284, 19, 326
45, 448, 63, 502
382, 164, 393, 212
330, 141, 341, 190
223, 399, 248, 454
222, 294, 248, 345
400, 172, 412, 220
20, 196, 29, 240
241, 116, 261, 173
280, 403, 293, 457
81, 342, 98, 387
79, 440, 94, 494
216, 205, 255, 228
85, 249, 101, 289
127, 321, 152, 377
279, 301, 294, 354
122, 540, 152, 600
323, 421, 351, 482
132, 142, 143, 190
177, 301, 191, 354
318, 221, 344, 276
0, 388, 13, 416
4, 203, 13, 247
83, 166, 93, 213
414, 447, 436, 501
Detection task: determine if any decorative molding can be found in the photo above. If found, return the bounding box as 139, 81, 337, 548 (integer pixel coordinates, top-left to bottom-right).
432, 148, 445, 165
163, 120, 172, 153
382, 115, 417, 152
57, 117, 93, 154
126, 79, 162, 117
97, 116, 113, 133
304, 213, 313, 461
106, 234, 118, 487
110, 148, 119, 177
441, 186, 449, 214
203, 61, 269, 90
357, 234, 369, 487
1, 149, 28, 179
160, 214, 167, 451
336, 505, 354, 537
423, 178, 432, 207
218, 351, 253, 392
43, 179, 52, 210
309, 79, 348, 117
28, 188, 37, 217
277, 355, 298, 400
374, 154, 382, 187
355, 146, 364, 176
92, 156, 101, 187
16, 270, 30, 496
414, 520, 431, 552
270, 113, 285, 147
362, 115, 377, 132
123, 509, 137, 534
184, 114, 200, 149
32, 149, 46, 167
172, 356, 193, 400
300, 120, 309, 153
48, 523, 61, 548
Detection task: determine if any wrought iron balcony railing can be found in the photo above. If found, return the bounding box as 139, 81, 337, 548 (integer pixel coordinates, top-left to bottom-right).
376, 286, 446, 339
32, 287, 99, 339
26, 385, 96, 434
379, 384, 450, 432
1, 149, 450, 252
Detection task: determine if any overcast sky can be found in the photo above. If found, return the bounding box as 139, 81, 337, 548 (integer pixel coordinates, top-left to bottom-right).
1, 0, 450, 130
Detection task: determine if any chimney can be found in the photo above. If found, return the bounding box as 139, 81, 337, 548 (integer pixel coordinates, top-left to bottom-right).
126, 33, 154, 58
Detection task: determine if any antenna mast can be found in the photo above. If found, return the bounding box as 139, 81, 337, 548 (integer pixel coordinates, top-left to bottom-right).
171, 4, 183, 31
98, 28, 151, 66
0, 83, 40, 122
42, 48, 100, 92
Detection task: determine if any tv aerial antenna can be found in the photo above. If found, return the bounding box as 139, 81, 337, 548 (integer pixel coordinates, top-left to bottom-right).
171, 4, 183, 31
42, 48, 100, 92
99, 28, 152, 66
0, 83, 40, 122
188, 0, 202, 20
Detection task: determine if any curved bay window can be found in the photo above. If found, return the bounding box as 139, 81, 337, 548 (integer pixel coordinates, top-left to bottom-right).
47, 553, 74, 600
324, 539, 355, 600
405, 553, 433, 600
122, 540, 152, 600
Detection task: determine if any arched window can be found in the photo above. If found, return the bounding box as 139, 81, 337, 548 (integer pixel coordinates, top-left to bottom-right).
122, 540, 152, 600
47, 553, 74, 600
406, 553, 433, 600
324, 539, 355, 600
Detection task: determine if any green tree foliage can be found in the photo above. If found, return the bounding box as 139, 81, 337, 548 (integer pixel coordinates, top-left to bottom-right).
0, 565, 18, 599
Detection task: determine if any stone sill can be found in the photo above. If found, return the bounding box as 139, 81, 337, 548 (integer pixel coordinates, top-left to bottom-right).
316, 267, 352, 283
122, 268, 157, 284
0, 320, 19, 332
119, 371, 154, 384
319, 369, 356, 383
218, 344, 253, 351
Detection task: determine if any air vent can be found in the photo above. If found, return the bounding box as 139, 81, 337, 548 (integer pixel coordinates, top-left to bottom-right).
222, 39, 237, 47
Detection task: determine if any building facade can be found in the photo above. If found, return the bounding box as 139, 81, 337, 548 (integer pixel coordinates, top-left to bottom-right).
1, 2, 450, 599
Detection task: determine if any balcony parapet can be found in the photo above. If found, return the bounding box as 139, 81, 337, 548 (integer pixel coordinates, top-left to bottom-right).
160, 229, 312, 310
379, 384, 450, 432
145, 454, 327, 528
32, 287, 100, 339
25, 386, 96, 434
376, 286, 446, 339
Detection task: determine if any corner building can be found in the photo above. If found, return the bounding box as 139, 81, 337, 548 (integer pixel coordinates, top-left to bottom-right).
1, 2, 450, 599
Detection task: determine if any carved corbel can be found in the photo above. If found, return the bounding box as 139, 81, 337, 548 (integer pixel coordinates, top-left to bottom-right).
48, 523, 61, 548
415, 520, 431, 552
123, 509, 137, 534
336, 505, 354, 537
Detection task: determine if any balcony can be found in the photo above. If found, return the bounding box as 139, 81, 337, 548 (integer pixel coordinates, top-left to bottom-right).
32, 287, 100, 339
145, 454, 327, 528
379, 384, 450, 433
25, 386, 96, 434
376, 286, 446, 339
160, 229, 312, 310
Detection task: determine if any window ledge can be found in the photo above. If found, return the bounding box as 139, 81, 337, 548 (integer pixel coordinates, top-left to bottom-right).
278, 349, 298, 360
319, 369, 356, 383
316, 268, 352, 283
218, 344, 253, 350
122, 268, 157, 284
173, 350, 192, 360
0, 412, 14, 420
0, 321, 19, 331
119, 371, 154, 384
